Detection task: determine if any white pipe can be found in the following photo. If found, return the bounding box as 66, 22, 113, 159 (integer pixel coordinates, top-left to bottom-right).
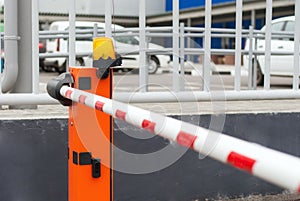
139, 0, 148, 92
2, 0, 19, 93
264, 0, 272, 90
2, 89, 300, 105
0, 93, 58, 105
293, 0, 300, 90
247, 26, 254, 89
114, 90, 300, 103
32, 0, 39, 94
234, 0, 242, 91
203, 0, 212, 91
60, 85, 300, 192
105, 0, 112, 37
68, 0, 76, 68
172, 0, 180, 92
179, 23, 185, 91
0, 32, 2, 94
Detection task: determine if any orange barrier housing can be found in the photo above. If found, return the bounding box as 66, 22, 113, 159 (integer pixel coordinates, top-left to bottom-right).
68, 37, 115, 201
68, 67, 113, 201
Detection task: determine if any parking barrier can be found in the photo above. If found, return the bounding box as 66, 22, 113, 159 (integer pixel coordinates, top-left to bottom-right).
59, 84, 300, 193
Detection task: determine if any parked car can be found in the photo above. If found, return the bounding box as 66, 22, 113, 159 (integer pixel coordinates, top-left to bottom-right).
39, 39, 47, 71
244, 16, 296, 85
44, 21, 170, 74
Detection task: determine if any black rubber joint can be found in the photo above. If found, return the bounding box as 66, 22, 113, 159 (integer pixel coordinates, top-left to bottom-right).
46, 73, 74, 106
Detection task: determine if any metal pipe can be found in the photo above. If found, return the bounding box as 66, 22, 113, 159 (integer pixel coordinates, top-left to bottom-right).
247, 26, 254, 89
186, 18, 192, 62
139, 0, 148, 92
2, 0, 19, 93
0, 31, 2, 94
105, 0, 112, 37
32, 0, 39, 94
253, 37, 258, 89
93, 23, 98, 39
251, 9, 256, 29
172, 0, 180, 92
0, 93, 58, 105
293, 0, 300, 90
68, 0, 76, 69
234, 0, 243, 91
203, 0, 212, 91
264, 0, 272, 90
179, 22, 185, 91
3, 89, 300, 105
114, 90, 300, 103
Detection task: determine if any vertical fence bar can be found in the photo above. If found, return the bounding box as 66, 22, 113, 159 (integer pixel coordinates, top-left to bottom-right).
234, 0, 242, 91
32, 0, 39, 94
187, 18, 192, 62
172, 0, 180, 92
203, 0, 212, 91
293, 0, 300, 90
105, 0, 112, 38
0, 32, 2, 95
264, 0, 272, 90
68, 0, 76, 69
179, 22, 185, 91
253, 38, 258, 90
93, 23, 98, 38
251, 9, 256, 29
247, 26, 254, 89
139, 0, 148, 92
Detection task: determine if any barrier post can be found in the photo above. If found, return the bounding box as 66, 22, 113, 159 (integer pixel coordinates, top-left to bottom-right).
69, 38, 115, 201
68, 37, 116, 201
47, 37, 118, 201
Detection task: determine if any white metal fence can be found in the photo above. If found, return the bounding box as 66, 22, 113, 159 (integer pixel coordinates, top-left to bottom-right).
0, 0, 300, 106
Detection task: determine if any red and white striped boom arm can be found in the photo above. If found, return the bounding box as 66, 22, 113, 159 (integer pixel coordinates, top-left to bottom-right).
60, 85, 300, 193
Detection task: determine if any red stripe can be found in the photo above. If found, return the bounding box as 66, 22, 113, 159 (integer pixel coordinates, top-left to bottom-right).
95, 101, 105, 111
298, 185, 300, 193
115, 110, 126, 121
65, 90, 73, 99
176, 131, 197, 149
78, 95, 87, 104
227, 151, 256, 173
142, 120, 156, 133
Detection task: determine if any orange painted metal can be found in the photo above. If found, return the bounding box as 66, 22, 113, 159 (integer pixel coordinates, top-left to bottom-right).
68, 66, 113, 201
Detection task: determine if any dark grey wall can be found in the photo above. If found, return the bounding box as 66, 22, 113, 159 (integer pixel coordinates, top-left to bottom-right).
0, 119, 68, 201
0, 113, 299, 201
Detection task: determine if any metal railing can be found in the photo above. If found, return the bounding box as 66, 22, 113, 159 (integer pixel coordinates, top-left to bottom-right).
0, 0, 300, 106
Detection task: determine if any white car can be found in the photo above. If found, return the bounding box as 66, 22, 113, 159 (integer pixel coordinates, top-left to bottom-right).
44, 21, 170, 74
243, 16, 296, 85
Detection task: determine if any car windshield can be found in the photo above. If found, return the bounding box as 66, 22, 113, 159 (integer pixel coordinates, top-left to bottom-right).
114, 35, 139, 45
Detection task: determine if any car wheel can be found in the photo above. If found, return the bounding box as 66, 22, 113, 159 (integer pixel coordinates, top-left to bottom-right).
75, 58, 85, 66
253, 59, 264, 86
42, 66, 55, 72
57, 62, 67, 74
148, 56, 159, 74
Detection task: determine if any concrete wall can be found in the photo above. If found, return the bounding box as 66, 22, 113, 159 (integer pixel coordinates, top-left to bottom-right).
38, 0, 165, 16
0, 113, 299, 200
